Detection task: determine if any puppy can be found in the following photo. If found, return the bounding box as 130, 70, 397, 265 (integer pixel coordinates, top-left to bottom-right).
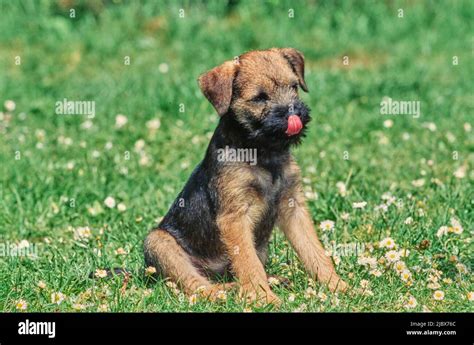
144, 48, 347, 305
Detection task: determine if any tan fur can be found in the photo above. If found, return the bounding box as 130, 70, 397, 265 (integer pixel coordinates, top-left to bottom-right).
215, 166, 280, 304
144, 230, 235, 300
278, 159, 347, 292
198, 60, 238, 116
146, 49, 347, 306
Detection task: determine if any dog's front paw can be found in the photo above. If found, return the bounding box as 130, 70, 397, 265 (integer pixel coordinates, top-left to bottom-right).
239, 284, 281, 306
323, 274, 348, 293
197, 283, 237, 302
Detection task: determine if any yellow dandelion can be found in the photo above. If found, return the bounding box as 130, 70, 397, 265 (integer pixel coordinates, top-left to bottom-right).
467, 292, 474, 301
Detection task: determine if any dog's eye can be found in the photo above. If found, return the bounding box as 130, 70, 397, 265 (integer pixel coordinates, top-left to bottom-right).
291, 83, 298, 92
251, 92, 269, 103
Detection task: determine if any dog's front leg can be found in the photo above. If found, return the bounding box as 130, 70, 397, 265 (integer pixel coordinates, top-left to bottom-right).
217, 212, 280, 306
278, 187, 348, 292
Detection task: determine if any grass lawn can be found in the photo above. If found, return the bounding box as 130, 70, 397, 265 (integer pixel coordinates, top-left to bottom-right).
0, 0, 472, 312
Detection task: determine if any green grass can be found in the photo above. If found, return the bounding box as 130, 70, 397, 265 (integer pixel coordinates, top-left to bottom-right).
0, 0, 472, 312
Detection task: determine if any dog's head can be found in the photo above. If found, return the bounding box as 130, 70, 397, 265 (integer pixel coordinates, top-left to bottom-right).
198, 48, 311, 147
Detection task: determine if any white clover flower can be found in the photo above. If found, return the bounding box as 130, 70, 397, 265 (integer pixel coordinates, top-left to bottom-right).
117, 203, 127, 212
318, 292, 328, 302
115, 247, 127, 256
94, 269, 108, 279
340, 212, 350, 221
115, 114, 128, 128
352, 201, 367, 209
369, 269, 382, 277
73, 226, 92, 241
268, 277, 280, 286
411, 179, 425, 187
145, 266, 157, 276
104, 196, 116, 208
4, 100, 16, 112
146, 118, 161, 130
357, 255, 377, 269
436, 226, 448, 238
453, 166, 466, 179
158, 63, 169, 73
336, 181, 347, 197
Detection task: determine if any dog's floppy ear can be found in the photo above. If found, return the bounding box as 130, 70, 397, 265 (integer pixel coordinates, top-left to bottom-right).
198, 60, 238, 116
275, 48, 308, 92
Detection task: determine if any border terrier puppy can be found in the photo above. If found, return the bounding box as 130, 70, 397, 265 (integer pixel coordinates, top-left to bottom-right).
144, 48, 347, 305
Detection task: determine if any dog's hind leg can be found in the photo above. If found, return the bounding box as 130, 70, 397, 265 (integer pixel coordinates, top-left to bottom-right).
144, 229, 234, 299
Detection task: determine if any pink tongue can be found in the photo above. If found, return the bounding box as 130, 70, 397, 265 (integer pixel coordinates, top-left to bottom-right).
286, 115, 303, 136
